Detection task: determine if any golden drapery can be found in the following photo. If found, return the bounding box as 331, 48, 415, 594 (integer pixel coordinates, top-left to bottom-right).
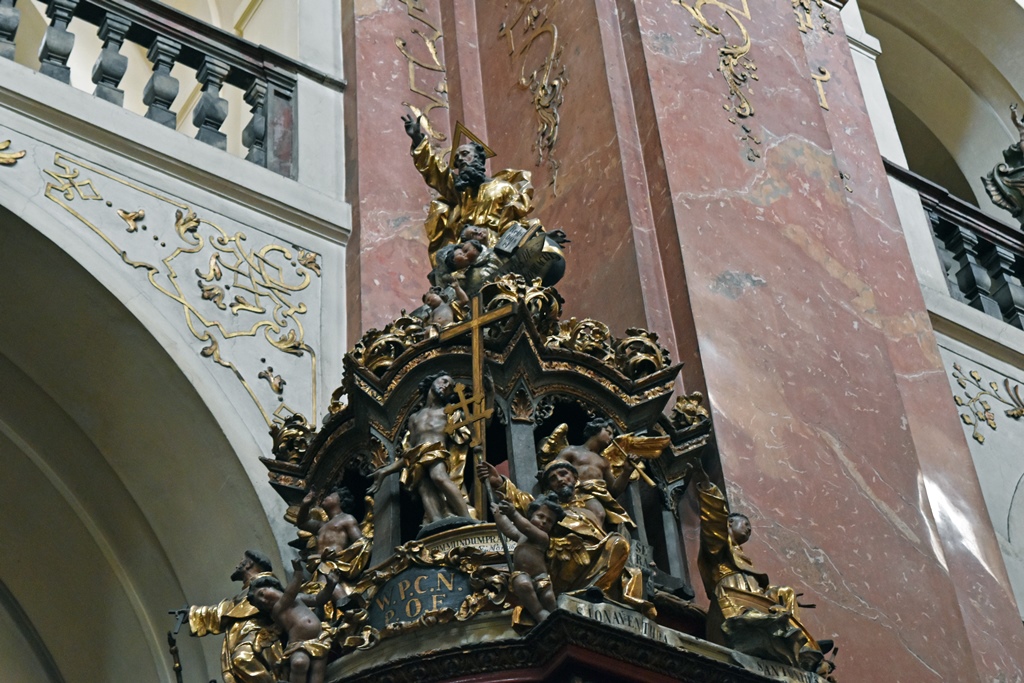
188, 577, 282, 683
412, 139, 533, 265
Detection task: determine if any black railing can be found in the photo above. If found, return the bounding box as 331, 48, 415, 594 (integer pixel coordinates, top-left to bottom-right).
886, 159, 1024, 330
1, 0, 345, 179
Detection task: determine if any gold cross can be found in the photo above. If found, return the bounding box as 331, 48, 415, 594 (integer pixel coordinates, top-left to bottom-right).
440, 295, 516, 513
445, 383, 492, 446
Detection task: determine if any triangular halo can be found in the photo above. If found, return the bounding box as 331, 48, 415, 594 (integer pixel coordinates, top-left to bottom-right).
451, 121, 497, 158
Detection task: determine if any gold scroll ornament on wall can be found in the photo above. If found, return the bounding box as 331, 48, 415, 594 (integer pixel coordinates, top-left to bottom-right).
43, 152, 320, 428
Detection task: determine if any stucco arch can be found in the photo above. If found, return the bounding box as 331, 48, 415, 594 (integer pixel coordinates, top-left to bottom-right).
860, 0, 1024, 216
0, 200, 282, 680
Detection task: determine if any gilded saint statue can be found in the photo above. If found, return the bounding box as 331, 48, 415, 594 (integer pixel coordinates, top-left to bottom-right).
477, 458, 651, 616
404, 114, 532, 265
693, 466, 835, 677
403, 113, 568, 289
983, 103, 1024, 227
175, 550, 283, 683
370, 372, 475, 525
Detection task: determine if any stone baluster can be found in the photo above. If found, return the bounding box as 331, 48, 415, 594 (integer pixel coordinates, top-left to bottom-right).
192, 56, 230, 149
265, 70, 297, 179
143, 36, 181, 127
242, 77, 267, 166
0, 0, 20, 61
933, 220, 1002, 319
91, 13, 130, 106
38, 0, 78, 82
982, 244, 1024, 329
926, 211, 969, 304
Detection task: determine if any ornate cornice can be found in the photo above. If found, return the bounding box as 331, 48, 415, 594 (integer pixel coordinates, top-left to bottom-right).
328, 609, 790, 683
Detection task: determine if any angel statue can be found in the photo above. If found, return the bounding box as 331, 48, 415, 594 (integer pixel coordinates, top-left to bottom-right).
982, 103, 1024, 226
290, 485, 374, 613
538, 417, 670, 498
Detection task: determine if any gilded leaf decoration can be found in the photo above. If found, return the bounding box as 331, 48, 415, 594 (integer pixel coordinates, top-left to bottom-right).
951, 363, 1024, 444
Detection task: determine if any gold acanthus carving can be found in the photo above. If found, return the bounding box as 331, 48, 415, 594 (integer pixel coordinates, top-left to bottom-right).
669, 391, 711, 429
546, 318, 672, 380
397, 0, 449, 146
952, 364, 1024, 444
42, 152, 321, 427
509, 387, 534, 423
117, 208, 145, 232
673, 0, 758, 119
0, 138, 26, 165
500, 1, 569, 194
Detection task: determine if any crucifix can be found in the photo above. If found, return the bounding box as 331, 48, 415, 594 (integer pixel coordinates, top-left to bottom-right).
441, 294, 516, 515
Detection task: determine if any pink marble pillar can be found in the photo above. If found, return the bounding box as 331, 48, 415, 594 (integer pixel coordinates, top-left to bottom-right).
617, 0, 1024, 680
345, 0, 453, 342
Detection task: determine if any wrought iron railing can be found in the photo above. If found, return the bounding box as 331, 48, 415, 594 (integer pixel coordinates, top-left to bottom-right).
0, 0, 345, 179
886, 159, 1024, 330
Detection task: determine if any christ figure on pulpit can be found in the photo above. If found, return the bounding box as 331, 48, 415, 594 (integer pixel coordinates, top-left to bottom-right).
369, 371, 474, 524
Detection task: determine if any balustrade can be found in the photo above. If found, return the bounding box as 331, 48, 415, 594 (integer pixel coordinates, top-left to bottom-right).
0, 0, 345, 179
887, 160, 1024, 331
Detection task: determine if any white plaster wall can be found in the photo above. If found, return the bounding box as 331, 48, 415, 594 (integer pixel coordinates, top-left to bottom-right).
935, 332, 1024, 619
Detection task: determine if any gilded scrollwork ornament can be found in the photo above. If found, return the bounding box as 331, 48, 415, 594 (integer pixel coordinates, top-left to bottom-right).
547, 318, 616, 364
674, 0, 758, 119
480, 274, 563, 339
792, 0, 833, 34
117, 208, 145, 232
43, 152, 321, 427
499, 0, 569, 194
350, 315, 433, 376
270, 413, 315, 463
259, 366, 286, 394
615, 328, 671, 379
545, 318, 671, 381
0, 137, 25, 165
396, 0, 449, 145
952, 363, 1024, 444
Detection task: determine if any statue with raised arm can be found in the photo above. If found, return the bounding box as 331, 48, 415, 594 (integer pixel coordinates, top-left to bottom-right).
175, 550, 283, 683
403, 113, 533, 266
539, 418, 669, 497
247, 560, 338, 683
369, 371, 475, 525
293, 486, 373, 609
692, 465, 835, 676
491, 495, 565, 622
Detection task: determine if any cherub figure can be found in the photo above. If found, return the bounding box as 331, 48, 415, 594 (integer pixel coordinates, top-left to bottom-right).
294, 486, 372, 608
491, 495, 565, 622
418, 279, 468, 327
429, 237, 503, 294
247, 560, 337, 683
